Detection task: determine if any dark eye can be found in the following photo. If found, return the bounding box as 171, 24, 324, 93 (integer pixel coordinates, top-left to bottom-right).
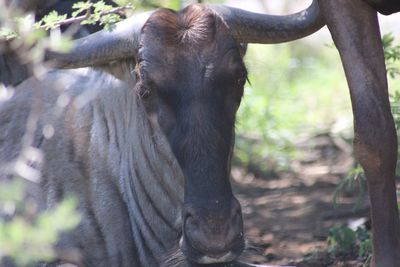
139, 87, 152, 99
136, 81, 152, 100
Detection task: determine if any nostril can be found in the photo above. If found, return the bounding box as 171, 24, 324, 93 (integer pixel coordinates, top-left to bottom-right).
185, 214, 199, 231
183, 215, 210, 253
184, 215, 203, 246
184, 213, 202, 236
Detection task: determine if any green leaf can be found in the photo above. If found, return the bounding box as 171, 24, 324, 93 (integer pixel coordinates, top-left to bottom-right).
39, 11, 67, 30
0, 27, 19, 40
93, 1, 114, 13
327, 226, 357, 253
72, 1, 92, 17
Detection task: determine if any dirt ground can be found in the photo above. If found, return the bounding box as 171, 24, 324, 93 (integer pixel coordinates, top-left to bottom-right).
232, 134, 372, 267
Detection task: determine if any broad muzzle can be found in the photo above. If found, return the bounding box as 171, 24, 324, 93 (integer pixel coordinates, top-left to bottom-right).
181, 197, 244, 264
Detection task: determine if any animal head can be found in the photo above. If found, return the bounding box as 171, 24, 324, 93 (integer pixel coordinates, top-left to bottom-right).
45, 1, 323, 264
138, 5, 247, 263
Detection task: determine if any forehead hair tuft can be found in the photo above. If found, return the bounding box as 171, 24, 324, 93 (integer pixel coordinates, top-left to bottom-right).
143, 4, 218, 46
177, 4, 215, 44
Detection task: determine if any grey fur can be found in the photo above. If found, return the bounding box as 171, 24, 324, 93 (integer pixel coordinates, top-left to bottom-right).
0, 64, 184, 266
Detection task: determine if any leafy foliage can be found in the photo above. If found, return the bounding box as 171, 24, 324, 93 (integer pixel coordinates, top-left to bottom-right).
383, 33, 400, 79
0, 179, 81, 266
235, 42, 350, 171
333, 164, 366, 209
34, 0, 129, 31
37, 11, 68, 30
0, 12, 71, 67
326, 225, 372, 262
327, 225, 357, 253
72, 1, 94, 17
383, 33, 400, 124
0, 28, 18, 40
356, 227, 372, 259
0, 1, 129, 40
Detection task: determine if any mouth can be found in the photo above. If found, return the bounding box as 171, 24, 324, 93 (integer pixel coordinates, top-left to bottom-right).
179, 235, 241, 264
196, 252, 236, 264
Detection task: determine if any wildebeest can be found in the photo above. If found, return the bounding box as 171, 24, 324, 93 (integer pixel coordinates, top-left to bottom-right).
365, 0, 400, 14
320, 1, 400, 266
1, 0, 400, 266
0, 1, 324, 267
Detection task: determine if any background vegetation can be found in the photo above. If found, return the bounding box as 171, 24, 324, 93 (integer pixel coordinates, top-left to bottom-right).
236, 42, 351, 171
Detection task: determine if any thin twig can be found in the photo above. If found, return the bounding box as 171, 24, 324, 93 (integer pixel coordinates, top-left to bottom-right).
39, 4, 132, 29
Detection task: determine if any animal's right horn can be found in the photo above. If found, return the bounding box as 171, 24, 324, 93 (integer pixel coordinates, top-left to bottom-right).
210, 0, 325, 44
45, 11, 152, 69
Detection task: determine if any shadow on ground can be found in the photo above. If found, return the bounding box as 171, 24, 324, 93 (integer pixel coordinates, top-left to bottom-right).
232, 134, 372, 267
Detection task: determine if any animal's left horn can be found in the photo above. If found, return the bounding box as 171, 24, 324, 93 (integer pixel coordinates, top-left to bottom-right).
210, 0, 324, 44
45, 11, 152, 68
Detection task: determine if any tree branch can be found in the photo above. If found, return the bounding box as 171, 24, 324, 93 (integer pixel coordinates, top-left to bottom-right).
39, 4, 132, 30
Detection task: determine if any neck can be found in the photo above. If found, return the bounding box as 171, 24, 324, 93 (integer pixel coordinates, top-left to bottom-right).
92, 71, 185, 265
120, 91, 184, 264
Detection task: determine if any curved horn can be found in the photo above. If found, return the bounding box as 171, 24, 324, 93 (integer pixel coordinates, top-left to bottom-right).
45, 11, 152, 68
210, 0, 324, 44
47, 1, 324, 68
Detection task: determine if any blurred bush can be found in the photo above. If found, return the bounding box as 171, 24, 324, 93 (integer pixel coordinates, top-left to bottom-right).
235, 32, 400, 175
0, 180, 81, 266
327, 225, 372, 262
235, 41, 351, 172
